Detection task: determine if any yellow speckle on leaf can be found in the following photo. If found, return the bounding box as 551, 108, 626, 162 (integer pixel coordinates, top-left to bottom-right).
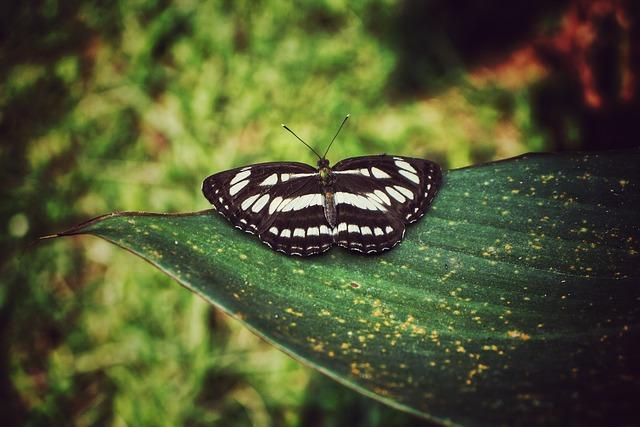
285, 307, 303, 317
540, 174, 555, 184
507, 330, 531, 341
466, 363, 490, 385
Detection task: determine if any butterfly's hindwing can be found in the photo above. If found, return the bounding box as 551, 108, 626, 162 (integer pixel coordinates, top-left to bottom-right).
332, 201, 406, 253
258, 183, 334, 256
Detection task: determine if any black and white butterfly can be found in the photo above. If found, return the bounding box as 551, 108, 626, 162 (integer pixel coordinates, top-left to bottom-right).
202, 115, 442, 256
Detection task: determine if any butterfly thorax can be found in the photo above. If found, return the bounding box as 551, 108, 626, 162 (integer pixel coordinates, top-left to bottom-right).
317, 158, 334, 186
319, 166, 333, 186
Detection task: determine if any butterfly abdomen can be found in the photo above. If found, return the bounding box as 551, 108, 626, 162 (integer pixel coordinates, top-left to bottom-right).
323, 191, 337, 228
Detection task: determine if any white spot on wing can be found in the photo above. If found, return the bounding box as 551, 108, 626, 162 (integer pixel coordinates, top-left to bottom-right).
394, 185, 414, 200
361, 226, 372, 235
334, 169, 370, 177
335, 192, 384, 211
385, 226, 393, 234
241, 194, 260, 210
335, 192, 358, 207
251, 194, 270, 213
230, 170, 251, 185
291, 195, 308, 211
269, 227, 278, 235
269, 196, 283, 214
348, 224, 360, 234
320, 225, 331, 235
307, 226, 319, 236
386, 186, 406, 203
371, 167, 391, 179
280, 173, 290, 182
374, 227, 384, 236
283, 193, 324, 212
276, 197, 292, 212
289, 172, 317, 180
399, 169, 420, 185
337, 222, 347, 233
395, 159, 417, 173
260, 174, 278, 186
373, 190, 391, 205
293, 228, 305, 238
366, 193, 388, 211
280, 229, 291, 238
229, 179, 249, 196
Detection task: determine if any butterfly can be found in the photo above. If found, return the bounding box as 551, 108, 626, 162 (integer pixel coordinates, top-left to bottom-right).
202, 115, 442, 256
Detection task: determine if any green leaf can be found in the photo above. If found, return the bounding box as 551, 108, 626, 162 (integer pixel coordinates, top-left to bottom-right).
54, 150, 640, 426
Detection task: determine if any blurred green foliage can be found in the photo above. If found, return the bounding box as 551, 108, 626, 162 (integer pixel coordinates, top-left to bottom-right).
1, 0, 635, 426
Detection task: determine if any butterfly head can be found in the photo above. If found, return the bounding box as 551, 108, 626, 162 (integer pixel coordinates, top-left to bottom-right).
317, 158, 330, 168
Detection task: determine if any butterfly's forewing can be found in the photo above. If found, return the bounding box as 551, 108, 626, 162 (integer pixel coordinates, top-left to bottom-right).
202, 162, 316, 233
331, 155, 442, 253
333, 155, 441, 223
202, 162, 333, 256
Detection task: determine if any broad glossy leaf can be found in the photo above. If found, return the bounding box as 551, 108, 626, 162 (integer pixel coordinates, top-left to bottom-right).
55, 150, 640, 426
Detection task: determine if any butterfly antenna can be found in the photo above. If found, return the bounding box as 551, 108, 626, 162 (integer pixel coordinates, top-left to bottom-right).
322, 113, 350, 159
281, 123, 323, 160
